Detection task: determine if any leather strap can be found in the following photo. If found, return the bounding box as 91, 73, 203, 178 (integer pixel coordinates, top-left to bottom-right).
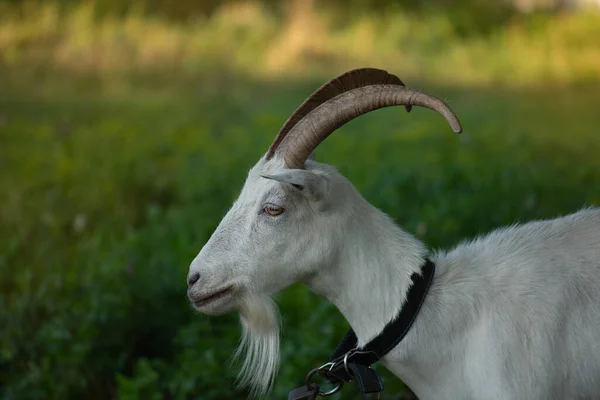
320, 258, 436, 394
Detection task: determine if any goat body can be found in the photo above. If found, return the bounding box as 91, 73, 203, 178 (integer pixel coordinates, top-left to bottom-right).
186, 69, 600, 399
369, 206, 600, 399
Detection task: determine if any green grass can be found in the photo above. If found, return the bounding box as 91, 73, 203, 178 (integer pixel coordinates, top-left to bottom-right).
1, 68, 600, 399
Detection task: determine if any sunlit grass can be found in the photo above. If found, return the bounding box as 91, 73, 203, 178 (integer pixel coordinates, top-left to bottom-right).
0, 1, 599, 85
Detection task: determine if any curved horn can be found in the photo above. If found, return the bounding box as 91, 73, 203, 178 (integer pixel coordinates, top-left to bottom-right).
275, 84, 463, 169
266, 68, 411, 159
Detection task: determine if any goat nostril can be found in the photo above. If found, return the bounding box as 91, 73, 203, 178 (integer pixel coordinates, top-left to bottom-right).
188, 272, 200, 287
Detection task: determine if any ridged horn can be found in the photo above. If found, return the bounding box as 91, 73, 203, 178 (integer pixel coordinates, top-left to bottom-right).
274, 83, 463, 169
266, 68, 411, 159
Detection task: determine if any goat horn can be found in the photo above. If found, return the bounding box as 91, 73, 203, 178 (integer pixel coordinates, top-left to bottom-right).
266, 68, 411, 159
275, 84, 463, 169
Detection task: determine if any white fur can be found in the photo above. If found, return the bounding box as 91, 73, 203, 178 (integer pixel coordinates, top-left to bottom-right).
233, 295, 280, 396
188, 154, 600, 399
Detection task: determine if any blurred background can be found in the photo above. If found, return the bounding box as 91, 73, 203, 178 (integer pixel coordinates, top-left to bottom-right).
1, 0, 599, 399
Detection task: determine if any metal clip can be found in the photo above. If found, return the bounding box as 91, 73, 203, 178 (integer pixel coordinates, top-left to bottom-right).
342, 348, 379, 378
305, 366, 344, 397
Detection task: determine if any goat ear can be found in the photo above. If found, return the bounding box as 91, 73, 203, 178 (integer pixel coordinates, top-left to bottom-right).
261, 169, 329, 202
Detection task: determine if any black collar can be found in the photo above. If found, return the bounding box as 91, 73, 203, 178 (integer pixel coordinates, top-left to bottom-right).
289, 258, 435, 399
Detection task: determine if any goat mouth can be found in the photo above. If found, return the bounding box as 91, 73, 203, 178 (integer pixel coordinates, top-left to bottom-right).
194, 285, 235, 307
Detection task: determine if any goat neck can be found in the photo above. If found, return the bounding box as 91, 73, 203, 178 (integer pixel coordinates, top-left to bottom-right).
304, 192, 428, 345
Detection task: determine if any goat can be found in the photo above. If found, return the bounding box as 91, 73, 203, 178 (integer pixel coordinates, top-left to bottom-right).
187, 68, 600, 399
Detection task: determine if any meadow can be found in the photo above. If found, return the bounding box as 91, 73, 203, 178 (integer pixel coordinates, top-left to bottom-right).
1, 2, 600, 399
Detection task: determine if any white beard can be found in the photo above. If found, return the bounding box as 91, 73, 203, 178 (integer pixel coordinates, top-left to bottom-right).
234, 294, 280, 398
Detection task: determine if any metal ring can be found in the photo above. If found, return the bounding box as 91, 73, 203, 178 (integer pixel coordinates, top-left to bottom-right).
318, 382, 343, 397
342, 350, 354, 378
317, 362, 335, 374
341, 348, 379, 379
305, 366, 344, 397
305, 367, 321, 386
342, 349, 379, 375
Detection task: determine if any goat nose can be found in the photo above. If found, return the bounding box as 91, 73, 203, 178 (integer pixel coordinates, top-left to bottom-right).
188, 272, 200, 287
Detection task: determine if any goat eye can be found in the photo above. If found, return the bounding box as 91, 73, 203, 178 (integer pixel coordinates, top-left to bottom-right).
264, 204, 284, 216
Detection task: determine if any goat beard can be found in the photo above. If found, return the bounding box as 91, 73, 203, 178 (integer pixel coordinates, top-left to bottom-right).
233, 294, 280, 398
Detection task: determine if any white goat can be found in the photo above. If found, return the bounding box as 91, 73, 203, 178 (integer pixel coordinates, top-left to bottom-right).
187, 68, 600, 399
